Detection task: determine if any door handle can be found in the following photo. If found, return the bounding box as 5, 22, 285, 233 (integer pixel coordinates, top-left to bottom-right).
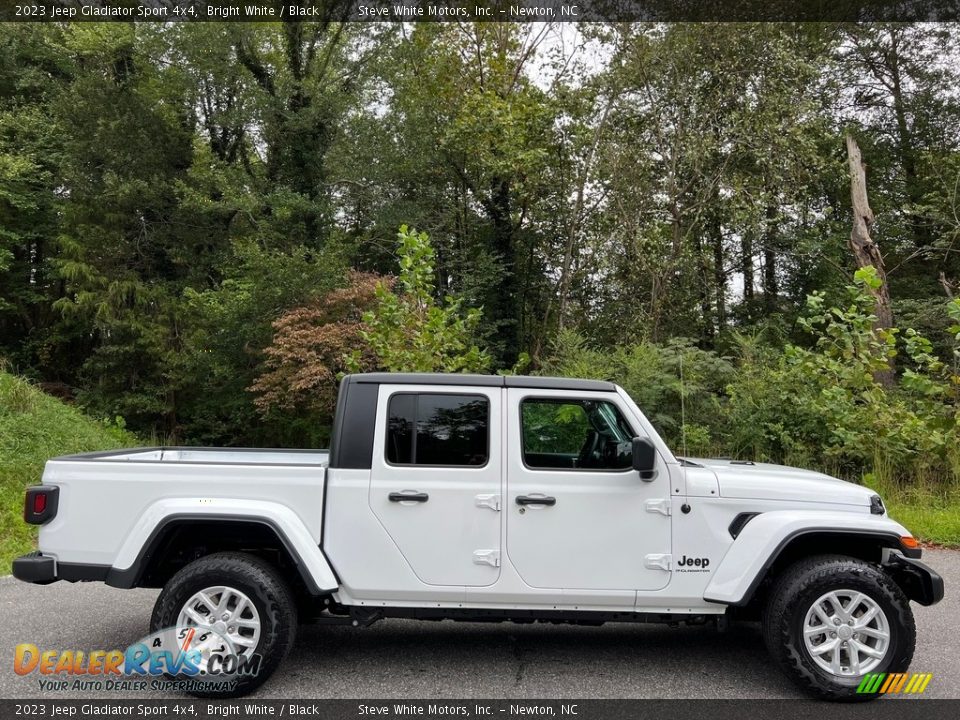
389, 491, 429, 503
515, 495, 556, 507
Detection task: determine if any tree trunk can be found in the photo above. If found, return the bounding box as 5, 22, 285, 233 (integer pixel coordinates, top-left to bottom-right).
649, 208, 684, 343
886, 28, 927, 250
488, 178, 520, 367
553, 95, 612, 340
762, 203, 778, 313
693, 232, 714, 345
845, 133, 895, 386
939, 272, 955, 300
741, 230, 754, 314
711, 216, 727, 332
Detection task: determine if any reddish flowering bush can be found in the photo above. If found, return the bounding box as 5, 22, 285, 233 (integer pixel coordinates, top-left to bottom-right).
250, 272, 390, 418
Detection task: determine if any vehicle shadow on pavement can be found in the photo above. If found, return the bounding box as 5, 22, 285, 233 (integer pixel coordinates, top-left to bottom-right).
278, 619, 800, 699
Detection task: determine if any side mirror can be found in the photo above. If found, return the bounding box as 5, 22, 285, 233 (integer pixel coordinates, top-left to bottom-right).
632, 437, 656, 480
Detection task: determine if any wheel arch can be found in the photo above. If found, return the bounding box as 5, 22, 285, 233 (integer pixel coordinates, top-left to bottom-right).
704, 511, 917, 607
106, 512, 338, 597
737, 530, 907, 608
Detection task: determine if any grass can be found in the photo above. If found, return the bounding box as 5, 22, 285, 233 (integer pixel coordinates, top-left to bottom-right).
883, 494, 960, 547
862, 471, 960, 547
0, 371, 138, 574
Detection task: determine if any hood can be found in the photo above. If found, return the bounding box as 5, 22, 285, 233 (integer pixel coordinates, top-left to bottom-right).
685, 458, 875, 508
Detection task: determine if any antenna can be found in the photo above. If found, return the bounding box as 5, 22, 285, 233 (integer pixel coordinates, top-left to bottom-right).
680, 352, 688, 458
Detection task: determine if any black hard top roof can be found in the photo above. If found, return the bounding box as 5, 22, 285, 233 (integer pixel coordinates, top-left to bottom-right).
346, 373, 616, 392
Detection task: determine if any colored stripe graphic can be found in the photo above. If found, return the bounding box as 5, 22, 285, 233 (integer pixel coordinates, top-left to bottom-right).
904, 674, 920, 693
880, 673, 899, 693
857, 673, 885, 693
856, 672, 932, 694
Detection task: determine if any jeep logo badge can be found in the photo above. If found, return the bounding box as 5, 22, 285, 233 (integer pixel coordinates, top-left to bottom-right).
677, 555, 710, 569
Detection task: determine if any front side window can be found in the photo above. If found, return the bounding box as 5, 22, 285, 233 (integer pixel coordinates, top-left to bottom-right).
521, 398, 634, 470
387, 393, 489, 466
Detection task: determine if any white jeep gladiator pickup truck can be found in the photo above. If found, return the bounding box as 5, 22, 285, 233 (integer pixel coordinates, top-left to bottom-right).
14, 373, 943, 700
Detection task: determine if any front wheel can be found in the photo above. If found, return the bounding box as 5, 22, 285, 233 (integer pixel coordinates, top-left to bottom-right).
150, 552, 298, 698
762, 554, 916, 701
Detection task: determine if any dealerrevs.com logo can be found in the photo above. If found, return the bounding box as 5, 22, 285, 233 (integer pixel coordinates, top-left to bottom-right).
13, 626, 262, 693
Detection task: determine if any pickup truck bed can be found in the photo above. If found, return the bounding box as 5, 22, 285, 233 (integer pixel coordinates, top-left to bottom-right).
33, 447, 329, 570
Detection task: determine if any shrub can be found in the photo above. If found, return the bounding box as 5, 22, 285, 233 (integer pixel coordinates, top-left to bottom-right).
345, 225, 491, 374
724, 268, 960, 486
542, 267, 960, 487
251, 272, 385, 428
540, 329, 733, 455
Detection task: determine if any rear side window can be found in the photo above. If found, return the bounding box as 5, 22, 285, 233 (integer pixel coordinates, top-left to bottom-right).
386, 393, 489, 466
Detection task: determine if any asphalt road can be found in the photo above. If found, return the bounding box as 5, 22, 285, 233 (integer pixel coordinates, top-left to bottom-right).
1, 549, 958, 700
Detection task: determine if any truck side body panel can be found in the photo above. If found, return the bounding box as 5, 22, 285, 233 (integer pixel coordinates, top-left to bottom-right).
36, 449, 335, 590
23, 375, 937, 619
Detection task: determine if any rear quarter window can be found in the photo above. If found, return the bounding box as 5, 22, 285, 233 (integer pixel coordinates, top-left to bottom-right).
386, 393, 489, 467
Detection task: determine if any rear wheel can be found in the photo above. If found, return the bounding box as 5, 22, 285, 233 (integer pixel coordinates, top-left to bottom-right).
151, 552, 297, 698
762, 554, 915, 701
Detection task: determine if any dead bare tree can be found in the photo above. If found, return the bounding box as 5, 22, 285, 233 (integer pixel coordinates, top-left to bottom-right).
846, 133, 895, 386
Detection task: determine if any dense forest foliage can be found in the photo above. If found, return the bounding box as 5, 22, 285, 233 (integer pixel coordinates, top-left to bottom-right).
2, 20, 960, 497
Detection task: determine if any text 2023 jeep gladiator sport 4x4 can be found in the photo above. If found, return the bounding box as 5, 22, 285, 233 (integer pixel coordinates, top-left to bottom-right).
14, 373, 943, 699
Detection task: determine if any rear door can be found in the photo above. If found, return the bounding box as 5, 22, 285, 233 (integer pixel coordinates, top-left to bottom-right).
505, 388, 672, 592
370, 384, 502, 586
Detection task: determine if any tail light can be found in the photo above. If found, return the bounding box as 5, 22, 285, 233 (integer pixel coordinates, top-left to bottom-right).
24, 486, 59, 525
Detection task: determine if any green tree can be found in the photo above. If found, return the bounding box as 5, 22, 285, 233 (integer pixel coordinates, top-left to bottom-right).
337, 23, 564, 366
0, 25, 76, 376
592, 24, 840, 345
3, 20, 366, 442
837, 24, 960, 329
347, 226, 490, 374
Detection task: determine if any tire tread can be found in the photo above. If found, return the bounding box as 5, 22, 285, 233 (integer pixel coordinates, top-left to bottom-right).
150, 551, 298, 698
762, 554, 915, 702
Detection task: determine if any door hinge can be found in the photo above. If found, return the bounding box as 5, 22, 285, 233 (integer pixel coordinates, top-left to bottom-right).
645, 498, 671, 516
644, 553, 671, 571
474, 494, 501, 511
473, 549, 500, 567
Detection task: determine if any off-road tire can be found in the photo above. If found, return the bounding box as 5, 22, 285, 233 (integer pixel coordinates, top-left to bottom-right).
151, 552, 298, 698
762, 554, 915, 701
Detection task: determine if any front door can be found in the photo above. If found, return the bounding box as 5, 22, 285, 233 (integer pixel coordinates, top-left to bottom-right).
505, 388, 672, 592
370, 384, 502, 587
